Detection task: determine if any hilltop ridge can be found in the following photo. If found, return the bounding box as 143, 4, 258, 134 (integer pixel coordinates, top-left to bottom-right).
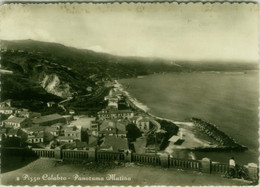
1, 39, 258, 112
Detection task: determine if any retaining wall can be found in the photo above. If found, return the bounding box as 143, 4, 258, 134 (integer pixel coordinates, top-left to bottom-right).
2, 147, 258, 182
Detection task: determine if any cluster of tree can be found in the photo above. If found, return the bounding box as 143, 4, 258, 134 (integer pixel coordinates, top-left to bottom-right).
146, 119, 179, 150
126, 124, 142, 141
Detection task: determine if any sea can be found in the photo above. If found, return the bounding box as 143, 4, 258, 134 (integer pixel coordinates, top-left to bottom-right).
119, 70, 259, 165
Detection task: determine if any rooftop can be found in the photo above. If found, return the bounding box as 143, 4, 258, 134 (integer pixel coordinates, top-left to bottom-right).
26, 125, 46, 132
64, 126, 81, 132
28, 132, 44, 139
98, 109, 133, 114
3, 117, 27, 123
100, 136, 128, 151
0, 106, 16, 110
169, 135, 180, 143
7, 128, 19, 135
99, 120, 127, 134
32, 113, 64, 124
45, 126, 60, 132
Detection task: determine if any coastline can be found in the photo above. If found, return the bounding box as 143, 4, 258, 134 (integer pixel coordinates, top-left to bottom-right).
114, 80, 248, 152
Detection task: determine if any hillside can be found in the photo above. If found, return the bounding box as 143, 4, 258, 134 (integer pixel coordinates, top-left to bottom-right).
1, 40, 185, 79
0, 40, 258, 112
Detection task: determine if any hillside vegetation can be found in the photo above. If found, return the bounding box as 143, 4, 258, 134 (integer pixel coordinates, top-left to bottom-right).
1, 40, 258, 112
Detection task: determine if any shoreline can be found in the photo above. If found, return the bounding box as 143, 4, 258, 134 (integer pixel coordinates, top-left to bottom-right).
114, 80, 247, 152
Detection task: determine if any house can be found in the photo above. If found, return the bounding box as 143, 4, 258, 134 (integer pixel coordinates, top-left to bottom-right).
105, 96, 119, 109
32, 113, 66, 126
2, 117, 31, 129
27, 132, 44, 144
75, 136, 98, 149
25, 125, 46, 135
62, 115, 73, 124
45, 126, 59, 136
5, 128, 19, 138
64, 126, 81, 141
134, 116, 151, 131
100, 136, 129, 152
16, 110, 41, 119
99, 120, 127, 138
97, 109, 134, 120
0, 99, 12, 107
0, 107, 16, 115
2, 128, 27, 141
91, 122, 98, 131
45, 123, 61, 136
56, 136, 74, 143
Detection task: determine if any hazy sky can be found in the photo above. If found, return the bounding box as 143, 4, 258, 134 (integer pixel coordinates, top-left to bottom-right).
0, 3, 258, 63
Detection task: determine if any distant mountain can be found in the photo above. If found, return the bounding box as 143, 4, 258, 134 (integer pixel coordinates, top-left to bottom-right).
1, 39, 258, 103
1, 40, 185, 78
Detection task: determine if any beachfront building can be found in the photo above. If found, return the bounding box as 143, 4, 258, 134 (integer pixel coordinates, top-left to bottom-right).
32, 113, 66, 126
132, 116, 151, 131
2, 117, 31, 129
97, 109, 134, 120
104, 96, 119, 109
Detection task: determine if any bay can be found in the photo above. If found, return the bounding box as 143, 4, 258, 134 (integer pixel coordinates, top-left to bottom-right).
119, 71, 259, 165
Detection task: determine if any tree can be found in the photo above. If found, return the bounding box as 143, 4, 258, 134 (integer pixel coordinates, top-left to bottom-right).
126, 124, 142, 141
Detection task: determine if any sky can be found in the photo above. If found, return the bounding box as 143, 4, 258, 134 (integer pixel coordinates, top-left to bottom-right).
0, 3, 258, 63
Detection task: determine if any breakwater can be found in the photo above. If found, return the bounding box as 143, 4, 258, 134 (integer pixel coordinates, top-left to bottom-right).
117, 80, 248, 152
191, 117, 247, 151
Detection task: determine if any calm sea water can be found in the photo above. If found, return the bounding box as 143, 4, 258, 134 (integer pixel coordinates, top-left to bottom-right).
119, 71, 259, 165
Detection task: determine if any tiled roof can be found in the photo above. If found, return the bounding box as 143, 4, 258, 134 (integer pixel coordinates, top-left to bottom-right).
32, 114, 63, 124
28, 132, 44, 139
99, 120, 127, 134
3, 117, 26, 123
101, 136, 128, 151
64, 126, 80, 132
45, 126, 59, 132
7, 128, 19, 135
51, 123, 63, 127
0, 107, 16, 110
26, 125, 46, 132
